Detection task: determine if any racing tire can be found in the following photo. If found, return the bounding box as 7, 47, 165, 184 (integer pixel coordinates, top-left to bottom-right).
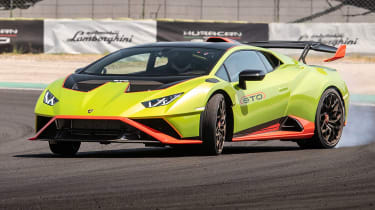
297, 88, 345, 149
49, 140, 81, 156
201, 94, 227, 155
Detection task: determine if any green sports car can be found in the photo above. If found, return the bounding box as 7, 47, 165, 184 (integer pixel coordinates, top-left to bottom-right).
30, 37, 349, 155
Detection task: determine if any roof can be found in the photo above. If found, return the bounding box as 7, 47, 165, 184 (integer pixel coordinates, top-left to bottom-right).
130, 41, 239, 50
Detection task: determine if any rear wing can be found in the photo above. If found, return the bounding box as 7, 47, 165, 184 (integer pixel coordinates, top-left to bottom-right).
246, 41, 346, 64
206, 37, 346, 64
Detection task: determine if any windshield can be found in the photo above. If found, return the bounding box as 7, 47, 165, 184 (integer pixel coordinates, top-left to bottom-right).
82, 47, 225, 76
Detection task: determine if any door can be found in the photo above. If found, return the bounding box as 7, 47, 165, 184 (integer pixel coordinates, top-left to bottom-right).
223, 50, 291, 133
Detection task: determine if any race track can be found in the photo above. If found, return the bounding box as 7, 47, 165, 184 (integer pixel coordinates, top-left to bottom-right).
0, 89, 374, 209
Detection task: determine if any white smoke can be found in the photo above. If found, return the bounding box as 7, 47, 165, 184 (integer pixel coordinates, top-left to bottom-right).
337, 103, 375, 147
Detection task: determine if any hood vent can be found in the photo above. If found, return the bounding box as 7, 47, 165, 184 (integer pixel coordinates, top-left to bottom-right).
63, 74, 193, 92
126, 80, 164, 92
71, 80, 109, 92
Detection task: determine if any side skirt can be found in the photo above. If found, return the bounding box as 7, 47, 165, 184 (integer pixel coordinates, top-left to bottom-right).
232, 115, 315, 142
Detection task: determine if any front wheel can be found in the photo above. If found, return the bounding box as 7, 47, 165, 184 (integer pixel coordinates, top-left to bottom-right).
49, 140, 81, 156
297, 88, 345, 149
201, 94, 227, 155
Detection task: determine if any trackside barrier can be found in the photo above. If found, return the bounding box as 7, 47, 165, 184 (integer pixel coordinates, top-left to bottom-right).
0, 20, 43, 53
156, 21, 269, 43
269, 23, 375, 54
1, 20, 375, 54
44, 20, 157, 54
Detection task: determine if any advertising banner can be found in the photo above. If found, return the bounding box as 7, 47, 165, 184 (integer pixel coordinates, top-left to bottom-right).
0, 20, 43, 53
269, 23, 375, 54
44, 20, 157, 54
157, 21, 268, 42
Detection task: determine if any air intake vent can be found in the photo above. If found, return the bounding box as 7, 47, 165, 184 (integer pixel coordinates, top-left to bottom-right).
280, 117, 303, 132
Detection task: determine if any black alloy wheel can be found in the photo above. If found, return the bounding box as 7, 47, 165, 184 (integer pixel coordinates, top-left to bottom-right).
215, 98, 226, 153
201, 94, 227, 155
317, 90, 345, 147
297, 88, 345, 149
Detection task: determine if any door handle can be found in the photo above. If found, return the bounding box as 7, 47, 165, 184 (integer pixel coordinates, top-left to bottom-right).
278, 87, 288, 92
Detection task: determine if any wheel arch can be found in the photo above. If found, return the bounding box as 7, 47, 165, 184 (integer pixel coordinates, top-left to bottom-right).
326, 85, 345, 106
200, 89, 234, 141
209, 89, 234, 107
309, 85, 346, 148
306, 84, 346, 126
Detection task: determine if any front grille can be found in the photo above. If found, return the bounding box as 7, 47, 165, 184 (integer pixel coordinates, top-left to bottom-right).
57, 119, 127, 130
54, 119, 154, 141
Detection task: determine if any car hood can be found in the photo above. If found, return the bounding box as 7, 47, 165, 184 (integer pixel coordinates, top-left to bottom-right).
35, 74, 215, 118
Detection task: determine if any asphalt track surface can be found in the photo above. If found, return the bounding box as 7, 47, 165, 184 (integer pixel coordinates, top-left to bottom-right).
0, 89, 374, 210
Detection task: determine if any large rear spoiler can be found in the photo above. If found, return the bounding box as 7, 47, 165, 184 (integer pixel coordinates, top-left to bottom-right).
246, 41, 346, 64
206, 37, 346, 64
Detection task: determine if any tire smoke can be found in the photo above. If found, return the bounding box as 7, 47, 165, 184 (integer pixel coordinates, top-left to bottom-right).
337, 104, 375, 147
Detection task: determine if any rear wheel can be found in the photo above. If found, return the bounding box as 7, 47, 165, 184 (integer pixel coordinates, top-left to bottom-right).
49, 140, 81, 156
201, 94, 227, 155
297, 88, 345, 149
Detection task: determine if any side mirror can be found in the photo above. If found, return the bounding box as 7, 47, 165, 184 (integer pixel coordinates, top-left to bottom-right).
238, 70, 265, 89
74, 68, 83, 74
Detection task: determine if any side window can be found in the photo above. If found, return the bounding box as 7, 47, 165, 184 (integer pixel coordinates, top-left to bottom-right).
260, 51, 282, 71
215, 65, 230, 81
224, 51, 267, 82
257, 52, 273, 72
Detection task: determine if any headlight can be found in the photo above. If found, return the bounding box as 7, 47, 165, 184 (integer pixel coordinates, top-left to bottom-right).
43, 90, 59, 106
142, 93, 183, 108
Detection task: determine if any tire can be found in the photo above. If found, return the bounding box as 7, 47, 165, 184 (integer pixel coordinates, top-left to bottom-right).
49, 140, 81, 156
201, 94, 227, 155
296, 88, 345, 149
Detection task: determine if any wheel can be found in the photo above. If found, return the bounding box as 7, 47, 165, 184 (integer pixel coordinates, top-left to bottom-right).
49, 140, 81, 156
201, 94, 227, 155
297, 88, 345, 149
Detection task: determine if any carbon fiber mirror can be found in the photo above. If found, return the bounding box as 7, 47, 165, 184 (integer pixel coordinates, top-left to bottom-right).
239, 70, 265, 89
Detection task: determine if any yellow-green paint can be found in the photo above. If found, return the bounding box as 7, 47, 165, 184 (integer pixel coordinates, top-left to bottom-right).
34, 45, 350, 138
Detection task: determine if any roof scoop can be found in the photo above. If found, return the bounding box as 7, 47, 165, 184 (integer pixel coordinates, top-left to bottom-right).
206, 37, 239, 43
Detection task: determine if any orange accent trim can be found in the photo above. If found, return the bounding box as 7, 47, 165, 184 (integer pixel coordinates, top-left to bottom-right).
206, 37, 236, 43
29, 115, 202, 145
123, 82, 130, 93
232, 115, 315, 142
28, 116, 57, 140
324, 45, 346, 62
0, 34, 17, 37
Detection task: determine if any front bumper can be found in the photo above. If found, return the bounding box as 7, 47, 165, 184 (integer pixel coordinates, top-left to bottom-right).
29, 115, 202, 145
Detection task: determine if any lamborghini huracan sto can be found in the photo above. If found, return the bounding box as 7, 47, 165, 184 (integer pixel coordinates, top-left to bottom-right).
30, 37, 349, 155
